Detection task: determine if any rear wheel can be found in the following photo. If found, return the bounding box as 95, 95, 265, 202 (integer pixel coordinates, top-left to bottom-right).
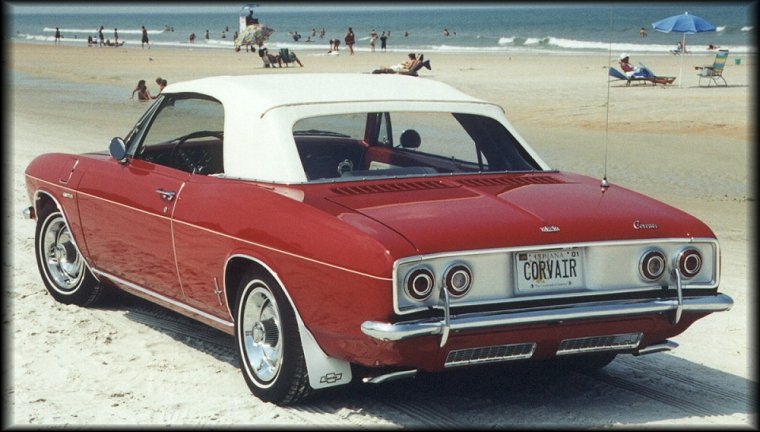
34, 206, 105, 306
234, 270, 311, 404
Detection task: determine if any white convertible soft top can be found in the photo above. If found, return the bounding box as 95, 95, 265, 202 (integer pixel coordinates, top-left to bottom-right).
164, 74, 492, 115
161, 74, 545, 183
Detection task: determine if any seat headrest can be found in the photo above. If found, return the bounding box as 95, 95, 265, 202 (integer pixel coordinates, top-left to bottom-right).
400, 129, 421, 149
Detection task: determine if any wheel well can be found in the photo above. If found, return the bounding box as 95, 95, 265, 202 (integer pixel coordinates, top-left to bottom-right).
225, 257, 271, 318
35, 191, 57, 217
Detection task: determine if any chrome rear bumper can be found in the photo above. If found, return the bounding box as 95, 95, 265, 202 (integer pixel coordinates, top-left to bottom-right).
361, 294, 733, 343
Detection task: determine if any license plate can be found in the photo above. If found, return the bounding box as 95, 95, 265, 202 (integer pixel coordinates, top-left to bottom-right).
515, 249, 584, 292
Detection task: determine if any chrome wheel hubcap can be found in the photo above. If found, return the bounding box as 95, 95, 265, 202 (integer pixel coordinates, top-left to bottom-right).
42, 216, 84, 291
241, 285, 283, 383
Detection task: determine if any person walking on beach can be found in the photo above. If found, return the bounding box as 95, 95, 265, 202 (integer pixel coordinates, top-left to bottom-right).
130, 80, 152, 101
98, 26, 105, 47
54, 27, 61, 45
114, 28, 119, 45
380, 31, 388, 52
141, 26, 150, 49
369, 29, 378, 52
344, 27, 355, 55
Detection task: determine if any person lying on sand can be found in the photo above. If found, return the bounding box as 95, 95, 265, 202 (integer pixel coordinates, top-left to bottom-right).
372, 53, 431, 75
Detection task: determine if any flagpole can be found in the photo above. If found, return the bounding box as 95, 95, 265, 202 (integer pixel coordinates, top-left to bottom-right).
680, 33, 686, 88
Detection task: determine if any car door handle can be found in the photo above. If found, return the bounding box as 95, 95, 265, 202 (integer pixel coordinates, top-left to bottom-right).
155, 188, 177, 201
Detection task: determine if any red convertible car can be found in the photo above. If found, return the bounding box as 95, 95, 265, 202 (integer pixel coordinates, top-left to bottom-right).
24, 74, 733, 405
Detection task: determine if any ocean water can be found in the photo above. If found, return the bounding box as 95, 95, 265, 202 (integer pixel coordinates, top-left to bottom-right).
7, 3, 756, 55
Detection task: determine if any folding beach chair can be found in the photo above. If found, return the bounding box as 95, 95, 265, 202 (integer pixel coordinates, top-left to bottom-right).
397, 54, 431, 77
695, 49, 729, 87
278, 48, 303, 67
279, 48, 295, 67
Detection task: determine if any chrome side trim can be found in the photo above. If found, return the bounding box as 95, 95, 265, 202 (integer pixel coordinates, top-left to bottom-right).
361, 294, 734, 342
27, 174, 390, 282
91, 268, 234, 329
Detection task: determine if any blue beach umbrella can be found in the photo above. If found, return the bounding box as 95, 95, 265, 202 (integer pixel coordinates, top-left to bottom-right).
652, 12, 716, 86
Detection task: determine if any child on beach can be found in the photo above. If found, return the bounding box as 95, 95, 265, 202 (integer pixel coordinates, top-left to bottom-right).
154, 77, 167, 97
130, 80, 152, 101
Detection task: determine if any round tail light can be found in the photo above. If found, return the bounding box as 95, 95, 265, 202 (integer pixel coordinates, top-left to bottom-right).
639, 249, 666, 281
444, 264, 473, 297
678, 248, 703, 278
405, 267, 435, 301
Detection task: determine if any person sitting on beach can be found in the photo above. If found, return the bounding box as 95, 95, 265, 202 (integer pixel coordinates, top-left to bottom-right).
618, 53, 654, 79
87, 35, 94, 47
130, 80, 152, 101
372, 53, 431, 75
270, 49, 304, 67
104, 39, 124, 47
259, 47, 280, 67
708, 44, 720, 50
614, 53, 674, 85
671, 41, 687, 55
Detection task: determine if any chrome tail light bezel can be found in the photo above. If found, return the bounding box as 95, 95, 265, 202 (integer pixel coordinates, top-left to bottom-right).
677, 248, 703, 278
639, 249, 667, 282
404, 266, 435, 301
443, 263, 473, 298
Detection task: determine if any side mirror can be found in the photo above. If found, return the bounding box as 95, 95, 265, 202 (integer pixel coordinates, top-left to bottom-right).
109, 137, 128, 163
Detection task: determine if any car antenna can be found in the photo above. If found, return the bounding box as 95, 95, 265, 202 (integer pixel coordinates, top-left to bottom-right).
601, 9, 613, 193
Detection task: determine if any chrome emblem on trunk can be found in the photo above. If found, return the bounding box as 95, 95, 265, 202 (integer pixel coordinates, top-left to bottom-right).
633, 220, 658, 230
540, 225, 560, 233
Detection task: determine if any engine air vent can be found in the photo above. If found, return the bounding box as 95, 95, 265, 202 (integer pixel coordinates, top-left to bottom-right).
457, 175, 563, 188
331, 180, 454, 196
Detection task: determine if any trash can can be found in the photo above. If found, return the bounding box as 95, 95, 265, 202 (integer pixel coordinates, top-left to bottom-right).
734, 57, 742, 65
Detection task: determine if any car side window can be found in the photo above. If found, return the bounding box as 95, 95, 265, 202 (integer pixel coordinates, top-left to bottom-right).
134, 95, 226, 175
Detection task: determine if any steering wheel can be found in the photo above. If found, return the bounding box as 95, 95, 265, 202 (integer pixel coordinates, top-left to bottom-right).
170, 130, 223, 173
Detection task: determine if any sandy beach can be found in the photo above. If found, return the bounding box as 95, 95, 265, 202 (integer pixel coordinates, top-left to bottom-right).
7, 42, 755, 427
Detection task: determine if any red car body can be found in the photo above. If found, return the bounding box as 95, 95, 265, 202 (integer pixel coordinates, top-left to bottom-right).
25, 74, 732, 404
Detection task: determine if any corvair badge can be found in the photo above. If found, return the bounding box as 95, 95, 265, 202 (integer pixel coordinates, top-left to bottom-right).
633, 220, 659, 230
540, 225, 560, 233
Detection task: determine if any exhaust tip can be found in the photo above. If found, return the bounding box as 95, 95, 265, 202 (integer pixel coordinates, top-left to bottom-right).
634, 340, 679, 356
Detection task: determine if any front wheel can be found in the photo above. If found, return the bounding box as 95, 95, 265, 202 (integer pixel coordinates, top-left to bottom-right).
234, 271, 312, 404
34, 206, 105, 306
